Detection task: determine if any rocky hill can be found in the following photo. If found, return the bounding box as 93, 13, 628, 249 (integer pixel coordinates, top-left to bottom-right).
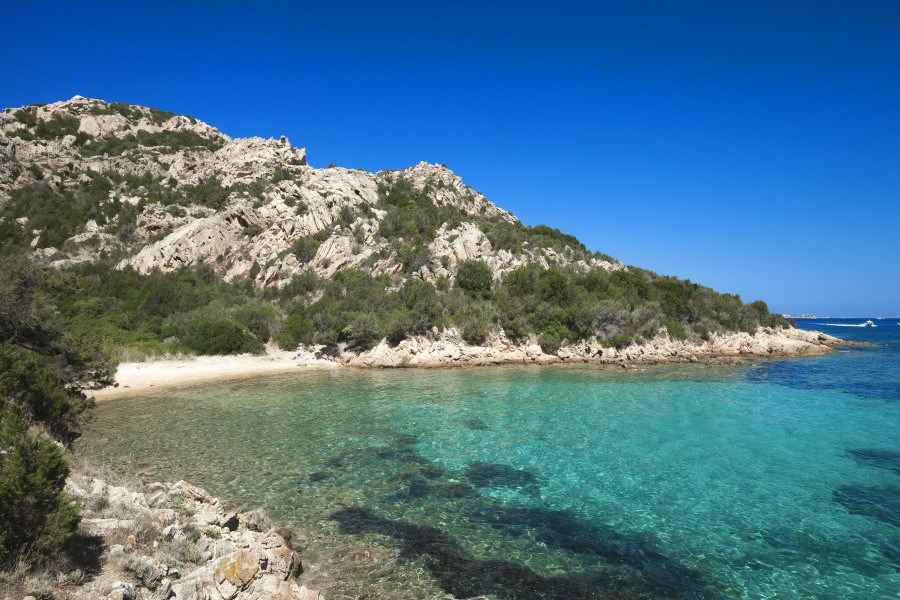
1, 96, 811, 360
0, 96, 619, 287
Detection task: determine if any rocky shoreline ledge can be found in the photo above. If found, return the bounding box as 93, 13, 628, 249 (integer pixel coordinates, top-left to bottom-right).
32, 467, 322, 600
336, 326, 847, 369
93, 327, 851, 400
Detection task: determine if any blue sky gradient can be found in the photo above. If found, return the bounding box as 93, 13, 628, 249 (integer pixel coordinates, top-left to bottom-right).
2, 1, 898, 315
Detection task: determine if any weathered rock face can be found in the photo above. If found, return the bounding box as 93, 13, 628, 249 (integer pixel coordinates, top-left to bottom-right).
0, 96, 623, 288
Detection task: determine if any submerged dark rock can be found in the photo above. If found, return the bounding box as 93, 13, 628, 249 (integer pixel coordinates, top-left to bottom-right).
462, 418, 491, 431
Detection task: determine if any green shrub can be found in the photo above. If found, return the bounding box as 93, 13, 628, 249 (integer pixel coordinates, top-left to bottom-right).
35, 114, 83, 140
457, 303, 493, 344
231, 303, 278, 341
456, 260, 493, 298
13, 108, 37, 127
0, 343, 92, 441
180, 317, 265, 355
148, 107, 176, 125
538, 331, 561, 354
242, 223, 264, 237
384, 309, 414, 346
0, 404, 80, 566
342, 313, 382, 351
275, 306, 314, 349
288, 237, 321, 263
89, 102, 142, 121
664, 319, 687, 340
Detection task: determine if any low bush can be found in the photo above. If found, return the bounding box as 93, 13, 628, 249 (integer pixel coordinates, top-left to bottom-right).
179, 317, 265, 355
456, 260, 493, 298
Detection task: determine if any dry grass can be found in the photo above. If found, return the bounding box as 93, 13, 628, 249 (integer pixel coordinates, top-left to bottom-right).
116, 347, 196, 363
67, 453, 143, 492
1, 557, 88, 600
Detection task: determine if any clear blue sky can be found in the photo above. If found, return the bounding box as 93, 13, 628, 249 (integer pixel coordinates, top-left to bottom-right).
2, 1, 898, 316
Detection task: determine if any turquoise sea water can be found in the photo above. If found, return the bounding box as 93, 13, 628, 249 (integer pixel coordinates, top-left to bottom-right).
80, 320, 900, 598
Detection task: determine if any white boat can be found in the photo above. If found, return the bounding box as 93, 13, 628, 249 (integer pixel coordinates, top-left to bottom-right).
863, 320, 877, 327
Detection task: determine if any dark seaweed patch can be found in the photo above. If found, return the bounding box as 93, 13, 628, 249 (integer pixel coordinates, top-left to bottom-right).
468, 505, 694, 577
309, 471, 332, 482
847, 449, 900, 476
330, 507, 715, 599
374, 436, 427, 463
833, 485, 900, 527
325, 454, 351, 469
389, 475, 478, 502
393, 433, 419, 445
462, 418, 491, 431
389, 465, 446, 484
878, 539, 900, 568
466, 462, 541, 497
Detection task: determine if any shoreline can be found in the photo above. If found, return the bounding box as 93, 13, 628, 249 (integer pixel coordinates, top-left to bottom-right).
92, 327, 853, 402
91, 353, 339, 401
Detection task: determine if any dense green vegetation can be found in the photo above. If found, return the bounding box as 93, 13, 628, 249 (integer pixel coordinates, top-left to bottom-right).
39, 252, 788, 361
89, 102, 175, 125
0, 174, 235, 252
0, 175, 122, 250
55, 261, 271, 359
0, 256, 112, 566
9, 111, 89, 145
80, 129, 223, 157
8, 105, 212, 155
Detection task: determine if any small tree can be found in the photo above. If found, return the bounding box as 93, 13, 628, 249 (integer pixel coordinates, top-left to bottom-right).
456, 260, 493, 299
0, 404, 80, 565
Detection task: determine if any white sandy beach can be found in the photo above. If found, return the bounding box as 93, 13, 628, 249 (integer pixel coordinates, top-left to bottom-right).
91, 351, 337, 401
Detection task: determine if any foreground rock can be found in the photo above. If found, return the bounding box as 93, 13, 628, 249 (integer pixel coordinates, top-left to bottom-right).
61, 473, 322, 599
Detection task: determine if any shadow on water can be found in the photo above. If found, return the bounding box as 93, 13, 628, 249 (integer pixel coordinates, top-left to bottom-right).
847, 449, 900, 476
330, 507, 718, 599
833, 485, 900, 527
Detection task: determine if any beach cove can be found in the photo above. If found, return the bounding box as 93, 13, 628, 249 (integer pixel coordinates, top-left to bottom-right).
78, 321, 900, 598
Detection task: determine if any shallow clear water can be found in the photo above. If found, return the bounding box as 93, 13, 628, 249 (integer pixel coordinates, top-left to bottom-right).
80, 321, 900, 599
